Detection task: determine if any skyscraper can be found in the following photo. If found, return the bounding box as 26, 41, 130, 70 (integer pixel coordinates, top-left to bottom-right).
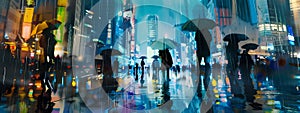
4, 0, 21, 41
257, 0, 292, 53
290, 0, 300, 37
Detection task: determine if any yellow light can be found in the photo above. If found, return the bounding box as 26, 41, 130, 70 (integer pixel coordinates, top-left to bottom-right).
23, 8, 34, 23
22, 23, 32, 41
72, 80, 76, 87
212, 78, 217, 87
213, 88, 219, 93
28, 89, 33, 98
215, 94, 219, 98
57, 0, 68, 7
26, 0, 35, 7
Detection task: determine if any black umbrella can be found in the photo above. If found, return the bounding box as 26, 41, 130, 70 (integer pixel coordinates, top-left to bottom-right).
139, 56, 147, 59
46, 19, 62, 30
241, 43, 259, 50
151, 55, 160, 59
100, 46, 122, 56
223, 33, 249, 43
175, 18, 217, 31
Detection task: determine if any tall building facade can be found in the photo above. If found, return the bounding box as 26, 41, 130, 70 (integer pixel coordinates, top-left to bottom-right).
0, 0, 22, 42
290, 0, 300, 46
214, 0, 258, 47
257, 0, 292, 53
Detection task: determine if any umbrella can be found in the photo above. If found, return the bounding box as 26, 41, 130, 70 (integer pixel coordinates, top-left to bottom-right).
223, 33, 249, 42
46, 19, 62, 30
241, 43, 259, 50
151, 55, 160, 59
176, 18, 217, 31
150, 38, 178, 50
139, 56, 147, 59
30, 21, 49, 36
30, 19, 62, 37
99, 46, 122, 56
95, 54, 103, 60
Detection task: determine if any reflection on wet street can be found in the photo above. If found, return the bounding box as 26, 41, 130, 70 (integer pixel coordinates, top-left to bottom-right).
2, 0, 300, 113
1, 62, 300, 113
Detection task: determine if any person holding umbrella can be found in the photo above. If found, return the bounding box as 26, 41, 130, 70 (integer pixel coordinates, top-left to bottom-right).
239, 43, 262, 109
175, 18, 216, 99
150, 38, 177, 82
30, 19, 62, 87
99, 46, 121, 94
223, 33, 249, 110
152, 55, 160, 83
159, 49, 173, 82
195, 30, 212, 93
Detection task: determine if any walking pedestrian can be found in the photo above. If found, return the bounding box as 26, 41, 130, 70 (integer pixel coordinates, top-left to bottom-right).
159, 49, 173, 82
194, 30, 212, 97
240, 49, 262, 110
140, 59, 146, 86
152, 58, 160, 82
135, 63, 139, 81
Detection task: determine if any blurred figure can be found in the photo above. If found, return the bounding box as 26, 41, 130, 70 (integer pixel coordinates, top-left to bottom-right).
19, 97, 28, 113
128, 58, 134, 75
113, 58, 119, 77
195, 30, 212, 98
140, 59, 145, 85
159, 49, 173, 82
224, 34, 248, 110
152, 58, 160, 82
3, 45, 14, 95
134, 63, 139, 81
240, 49, 262, 109
174, 64, 180, 77
36, 89, 54, 113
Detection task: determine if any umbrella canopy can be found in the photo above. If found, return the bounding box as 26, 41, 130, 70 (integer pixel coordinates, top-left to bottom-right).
99, 46, 122, 56
223, 33, 249, 43
152, 55, 160, 59
176, 18, 217, 31
241, 43, 259, 50
150, 38, 178, 50
31, 22, 49, 36
46, 19, 62, 30
95, 54, 103, 60
139, 56, 147, 59
30, 19, 62, 37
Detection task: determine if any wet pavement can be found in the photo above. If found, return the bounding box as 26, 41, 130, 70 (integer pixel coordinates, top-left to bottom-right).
1, 65, 300, 113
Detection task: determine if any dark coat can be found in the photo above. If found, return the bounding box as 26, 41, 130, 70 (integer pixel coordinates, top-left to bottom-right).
240, 52, 254, 72
226, 42, 239, 70
195, 30, 211, 57
40, 30, 57, 60
159, 49, 173, 68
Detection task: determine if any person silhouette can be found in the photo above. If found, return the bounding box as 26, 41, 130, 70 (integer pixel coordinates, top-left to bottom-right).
152, 58, 160, 82
194, 30, 212, 97
239, 49, 262, 109
140, 59, 146, 85
135, 63, 139, 81
159, 49, 173, 82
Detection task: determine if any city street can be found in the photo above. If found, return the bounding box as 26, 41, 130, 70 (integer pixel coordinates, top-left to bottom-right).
1, 63, 300, 112
1, 0, 300, 113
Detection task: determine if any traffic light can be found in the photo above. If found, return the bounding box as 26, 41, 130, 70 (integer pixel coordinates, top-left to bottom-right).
26, 0, 35, 7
